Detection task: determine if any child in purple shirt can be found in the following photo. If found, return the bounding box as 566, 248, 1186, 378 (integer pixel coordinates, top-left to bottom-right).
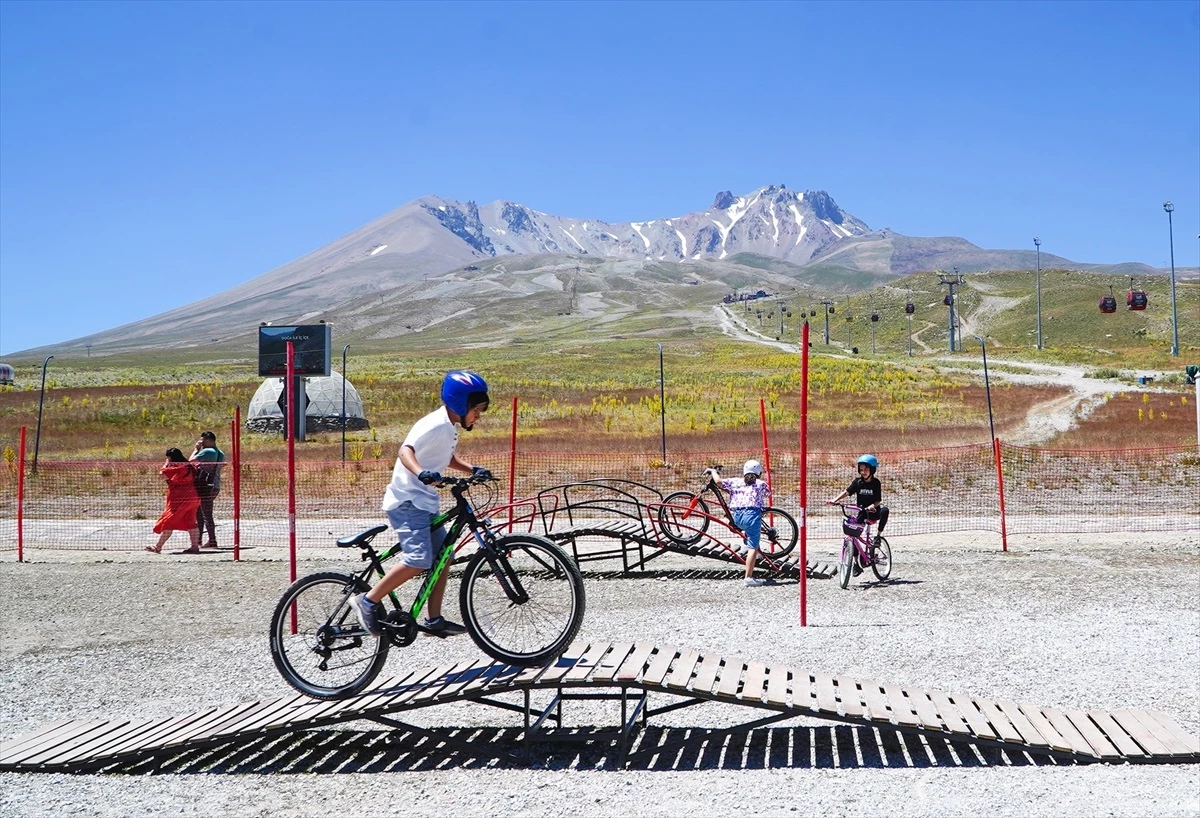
708, 459, 771, 587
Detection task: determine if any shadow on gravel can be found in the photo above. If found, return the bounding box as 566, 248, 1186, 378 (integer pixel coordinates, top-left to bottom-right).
94, 724, 1069, 775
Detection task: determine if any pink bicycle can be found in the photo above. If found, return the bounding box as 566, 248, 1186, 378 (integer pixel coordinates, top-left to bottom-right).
828, 502, 892, 588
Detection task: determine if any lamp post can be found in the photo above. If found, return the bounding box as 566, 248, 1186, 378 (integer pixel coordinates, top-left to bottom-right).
340, 344, 350, 463
1034, 237, 1043, 350
1164, 202, 1179, 357
32, 355, 53, 472
657, 343, 667, 462
973, 335, 996, 441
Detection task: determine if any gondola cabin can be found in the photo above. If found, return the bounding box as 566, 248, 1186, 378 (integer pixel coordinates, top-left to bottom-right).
870, 311, 880, 323
905, 302, 916, 315
943, 294, 953, 306
1099, 294, 1117, 313
1127, 289, 1148, 310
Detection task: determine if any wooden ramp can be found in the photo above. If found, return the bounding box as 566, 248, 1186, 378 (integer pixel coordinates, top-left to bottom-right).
545, 519, 838, 580
3, 642, 1196, 772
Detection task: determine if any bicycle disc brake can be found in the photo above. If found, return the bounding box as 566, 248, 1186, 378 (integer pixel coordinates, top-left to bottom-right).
382, 609, 418, 647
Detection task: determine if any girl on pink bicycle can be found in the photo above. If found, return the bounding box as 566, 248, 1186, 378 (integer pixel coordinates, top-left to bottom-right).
828, 454, 890, 542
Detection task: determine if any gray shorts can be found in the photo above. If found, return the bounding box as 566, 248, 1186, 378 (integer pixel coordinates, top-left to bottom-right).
385, 501, 447, 570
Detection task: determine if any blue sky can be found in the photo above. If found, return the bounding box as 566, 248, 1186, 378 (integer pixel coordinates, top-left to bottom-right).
1, 0, 1197, 354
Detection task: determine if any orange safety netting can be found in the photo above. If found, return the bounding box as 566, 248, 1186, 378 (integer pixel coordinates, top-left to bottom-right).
2, 443, 1196, 555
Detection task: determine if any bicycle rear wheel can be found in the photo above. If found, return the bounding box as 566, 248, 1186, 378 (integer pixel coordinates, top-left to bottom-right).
870, 536, 893, 581
269, 571, 389, 699
656, 491, 710, 544
759, 507, 798, 557
460, 535, 585, 668
838, 538, 854, 589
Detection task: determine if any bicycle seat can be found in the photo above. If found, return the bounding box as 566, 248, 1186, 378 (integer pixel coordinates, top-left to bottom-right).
336, 524, 389, 548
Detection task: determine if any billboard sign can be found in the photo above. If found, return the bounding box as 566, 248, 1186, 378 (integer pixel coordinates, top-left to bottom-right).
257, 324, 332, 377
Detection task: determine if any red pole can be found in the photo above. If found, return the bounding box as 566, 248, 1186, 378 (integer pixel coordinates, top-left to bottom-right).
508, 396, 518, 532
994, 437, 1008, 552
232, 406, 241, 561
799, 322, 810, 626
759, 398, 771, 485
17, 426, 26, 563
287, 343, 297, 633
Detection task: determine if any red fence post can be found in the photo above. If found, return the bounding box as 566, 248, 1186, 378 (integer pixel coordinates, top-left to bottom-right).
17, 426, 26, 563
508, 396, 518, 533
759, 398, 771, 485
799, 322, 810, 626
994, 437, 1008, 552
286, 343, 298, 632
232, 406, 241, 561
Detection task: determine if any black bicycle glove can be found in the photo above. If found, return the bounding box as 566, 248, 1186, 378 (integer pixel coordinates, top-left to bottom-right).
472, 466, 493, 480
417, 470, 442, 485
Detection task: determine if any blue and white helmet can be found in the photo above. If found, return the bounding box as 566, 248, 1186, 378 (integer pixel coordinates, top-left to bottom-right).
441, 371, 489, 418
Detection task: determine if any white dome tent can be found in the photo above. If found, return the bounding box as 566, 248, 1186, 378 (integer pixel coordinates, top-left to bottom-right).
246, 371, 369, 434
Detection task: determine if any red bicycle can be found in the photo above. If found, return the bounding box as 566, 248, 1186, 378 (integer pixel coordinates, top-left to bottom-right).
656, 466, 798, 557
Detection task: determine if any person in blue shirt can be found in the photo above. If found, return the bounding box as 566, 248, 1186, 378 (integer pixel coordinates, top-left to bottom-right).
189, 431, 225, 549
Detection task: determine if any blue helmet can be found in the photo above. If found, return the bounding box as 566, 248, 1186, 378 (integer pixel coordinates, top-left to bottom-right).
441, 371, 489, 418
856, 454, 878, 474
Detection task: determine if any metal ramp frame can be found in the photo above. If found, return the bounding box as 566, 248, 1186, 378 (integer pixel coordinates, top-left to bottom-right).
3, 642, 1197, 773
533, 478, 837, 579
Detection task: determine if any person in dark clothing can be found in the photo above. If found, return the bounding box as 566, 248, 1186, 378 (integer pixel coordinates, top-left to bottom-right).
189, 431, 225, 549
829, 454, 889, 540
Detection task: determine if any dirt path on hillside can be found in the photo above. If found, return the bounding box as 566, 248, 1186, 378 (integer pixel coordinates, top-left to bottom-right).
714, 305, 1165, 446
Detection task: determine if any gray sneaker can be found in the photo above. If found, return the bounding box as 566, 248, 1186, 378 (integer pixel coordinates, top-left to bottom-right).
419, 616, 467, 637
743, 577, 766, 587
349, 593, 384, 636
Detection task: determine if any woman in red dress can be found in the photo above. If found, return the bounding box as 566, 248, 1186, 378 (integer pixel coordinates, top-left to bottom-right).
146, 448, 202, 553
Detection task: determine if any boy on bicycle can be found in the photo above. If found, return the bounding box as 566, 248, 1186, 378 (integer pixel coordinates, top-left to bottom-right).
829, 453, 890, 544
351, 371, 492, 637
708, 460, 772, 587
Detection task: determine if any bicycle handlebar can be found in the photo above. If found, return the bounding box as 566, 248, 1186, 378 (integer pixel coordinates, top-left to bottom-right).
433, 473, 497, 491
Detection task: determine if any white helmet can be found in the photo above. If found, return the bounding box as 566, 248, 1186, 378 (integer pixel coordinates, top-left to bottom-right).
743, 459, 763, 476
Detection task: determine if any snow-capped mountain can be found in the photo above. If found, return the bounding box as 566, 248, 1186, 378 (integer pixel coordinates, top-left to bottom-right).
421, 184, 869, 265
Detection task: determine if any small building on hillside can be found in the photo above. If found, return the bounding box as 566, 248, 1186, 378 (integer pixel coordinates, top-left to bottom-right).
246, 371, 369, 434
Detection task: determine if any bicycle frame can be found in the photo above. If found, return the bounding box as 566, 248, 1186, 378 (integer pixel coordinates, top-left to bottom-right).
836, 503, 878, 563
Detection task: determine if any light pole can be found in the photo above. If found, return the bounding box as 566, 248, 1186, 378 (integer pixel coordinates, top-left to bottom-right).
973, 335, 996, 441
1164, 202, 1179, 357
1034, 237, 1043, 350
340, 344, 350, 462
657, 343, 667, 462
32, 355, 54, 472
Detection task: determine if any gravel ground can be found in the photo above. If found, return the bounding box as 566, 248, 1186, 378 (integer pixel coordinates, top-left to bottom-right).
2, 531, 1198, 817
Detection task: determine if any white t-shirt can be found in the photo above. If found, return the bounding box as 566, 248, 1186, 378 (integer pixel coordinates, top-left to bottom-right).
381, 406, 459, 513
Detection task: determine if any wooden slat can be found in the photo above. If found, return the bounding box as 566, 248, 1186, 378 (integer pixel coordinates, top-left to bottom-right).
947, 694, 999, 740
764, 664, 790, 707
525, 643, 596, 686
1130, 709, 1200, 755
883, 684, 921, 728
160, 702, 268, 749
21, 719, 143, 767
1062, 710, 1123, 759
0, 719, 77, 758
614, 643, 657, 682
1040, 708, 1101, 758
714, 659, 746, 700
1, 719, 106, 765
583, 643, 635, 684
1015, 703, 1073, 753
908, 690, 945, 732
48, 711, 216, 765
1110, 709, 1172, 756
739, 661, 768, 704
689, 652, 724, 696
410, 660, 483, 704
971, 698, 1023, 744
640, 646, 679, 687
662, 648, 701, 691
790, 671, 816, 710
325, 671, 426, 716
814, 674, 838, 716
835, 676, 864, 718
1087, 710, 1148, 758
926, 690, 973, 737
559, 643, 618, 684
862, 682, 892, 723
46, 718, 173, 767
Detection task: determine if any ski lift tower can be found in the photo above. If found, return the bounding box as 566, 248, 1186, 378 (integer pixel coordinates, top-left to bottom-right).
938, 269, 966, 352
819, 298, 835, 344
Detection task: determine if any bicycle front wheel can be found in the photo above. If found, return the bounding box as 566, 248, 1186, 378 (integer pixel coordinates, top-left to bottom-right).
269, 571, 389, 700
759, 507, 798, 557
871, 536, 893, 581
460, 535, 585, 668
838, 539, 854, 589
656, 491, 710, 544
